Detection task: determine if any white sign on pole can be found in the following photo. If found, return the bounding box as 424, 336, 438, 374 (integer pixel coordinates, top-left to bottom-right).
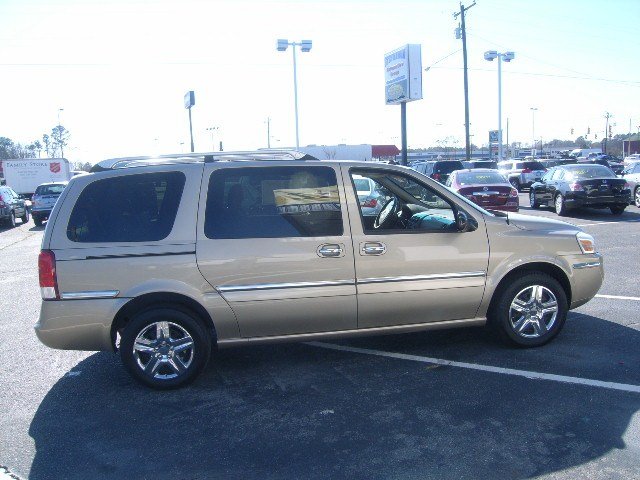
384, 44, 422, 105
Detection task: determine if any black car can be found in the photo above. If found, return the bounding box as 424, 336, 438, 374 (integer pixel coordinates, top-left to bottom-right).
0, 186, 30, 227
412, 160, 464, 184
529, 164, 631, 216
467, 160, 498, 170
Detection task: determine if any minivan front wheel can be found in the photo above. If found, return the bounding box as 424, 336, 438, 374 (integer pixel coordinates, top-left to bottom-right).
490, 273, 568, 347
120, 308, 211, 389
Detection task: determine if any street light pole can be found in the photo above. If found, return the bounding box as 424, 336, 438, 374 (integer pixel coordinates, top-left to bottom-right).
484, 50, 514, 160
277, 39, 312, 149
530, 107, 538, 154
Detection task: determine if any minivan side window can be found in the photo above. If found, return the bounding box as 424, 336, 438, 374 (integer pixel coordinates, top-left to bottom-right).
205, 166, 343, 239
350, 169, 456, 232
67, 171, 185, 243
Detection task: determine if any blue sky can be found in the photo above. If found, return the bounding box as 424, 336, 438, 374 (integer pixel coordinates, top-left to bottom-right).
0, 0, 638, 162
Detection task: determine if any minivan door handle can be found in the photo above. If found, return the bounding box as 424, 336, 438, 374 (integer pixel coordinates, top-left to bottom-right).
360, 242, 387, 256
317, 243, 344, 258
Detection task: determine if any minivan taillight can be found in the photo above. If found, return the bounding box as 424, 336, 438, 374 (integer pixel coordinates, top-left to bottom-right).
39, 250, 59, 300
521, 168, 532, 173
432, 173, 441, 181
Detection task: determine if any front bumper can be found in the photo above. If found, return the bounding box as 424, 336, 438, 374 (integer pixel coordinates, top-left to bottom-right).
558, 253, 604, 309
35, 298, 129, 352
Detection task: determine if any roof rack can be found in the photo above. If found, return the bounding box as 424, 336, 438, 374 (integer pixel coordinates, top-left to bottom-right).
90, 150, 318, 172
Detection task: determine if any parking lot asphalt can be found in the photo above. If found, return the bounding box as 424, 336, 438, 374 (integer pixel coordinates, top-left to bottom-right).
1, 197, 639, 480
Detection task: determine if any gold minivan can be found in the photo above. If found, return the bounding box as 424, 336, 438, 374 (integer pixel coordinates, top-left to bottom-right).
35, 151, 604, 389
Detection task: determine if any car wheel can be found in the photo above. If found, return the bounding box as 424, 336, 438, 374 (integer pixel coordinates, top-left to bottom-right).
33, 216, 43, 227
635, 187, 640, 208
120, 307, 211, 389
20, 209, 30, 224
610, 205, 625, 215
489, 273, 568, 347
7, 211, 16, 228
509, 178, 520, 192
529, 190, 539, 208
554, 194, 567, 216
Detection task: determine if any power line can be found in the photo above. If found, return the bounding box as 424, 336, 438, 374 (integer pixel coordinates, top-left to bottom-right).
430, 66, 640, 86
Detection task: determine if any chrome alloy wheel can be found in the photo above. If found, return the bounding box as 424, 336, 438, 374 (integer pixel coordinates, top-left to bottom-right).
509, 285, 558, 338
635, 188, 640, 208
132, 321, 194, 379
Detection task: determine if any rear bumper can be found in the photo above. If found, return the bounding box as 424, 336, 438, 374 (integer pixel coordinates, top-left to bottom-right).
35, 298, 129, 352
31, 209, 53, 218
565, 192, 631, 208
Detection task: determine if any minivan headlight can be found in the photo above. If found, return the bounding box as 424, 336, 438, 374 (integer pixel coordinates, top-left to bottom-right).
576, 232, 596, 254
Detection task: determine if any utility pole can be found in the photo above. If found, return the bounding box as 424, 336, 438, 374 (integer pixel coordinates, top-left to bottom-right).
454, 1, 476, 162
603, 112, 612, 154
266, 117, 271, 148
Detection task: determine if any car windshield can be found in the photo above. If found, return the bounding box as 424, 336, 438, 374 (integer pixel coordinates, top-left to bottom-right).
35, 184, 66, 195
564, 166, 616, 180
456, 172, 506, 185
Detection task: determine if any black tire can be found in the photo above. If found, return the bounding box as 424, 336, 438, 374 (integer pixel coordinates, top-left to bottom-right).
489, 273, 568, 348
7, 211, 16, 228
21, 209, 30, 224
33, 215, 43, 227
634, 187, 640, 208
509, 178, 521, 192
529, 190, 539, 209
610, 205, 625, 215
554, 194, 567, 216
120, 307, 211, 389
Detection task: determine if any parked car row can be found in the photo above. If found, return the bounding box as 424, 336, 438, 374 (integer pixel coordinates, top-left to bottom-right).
410, 158, 637, 216
0, 181, 68, 228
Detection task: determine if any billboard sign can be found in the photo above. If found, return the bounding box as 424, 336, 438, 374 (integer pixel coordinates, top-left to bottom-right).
184, 90, 195, 109
384, 44, 423, 105
489, 130, 499, 143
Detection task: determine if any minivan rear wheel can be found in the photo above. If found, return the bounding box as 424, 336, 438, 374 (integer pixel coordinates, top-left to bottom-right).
490, 273, 568, 347
120, 308, 211, 389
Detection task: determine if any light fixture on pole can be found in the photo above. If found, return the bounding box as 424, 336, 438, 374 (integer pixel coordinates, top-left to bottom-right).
530, 107, 538, 154
484, 50, 514, 160
277, 38, 312, 149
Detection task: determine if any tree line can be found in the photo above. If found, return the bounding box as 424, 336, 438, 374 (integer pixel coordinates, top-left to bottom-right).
0, 125, 70, 160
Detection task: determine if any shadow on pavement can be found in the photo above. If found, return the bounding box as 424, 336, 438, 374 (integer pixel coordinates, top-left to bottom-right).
29, 313, 640, 480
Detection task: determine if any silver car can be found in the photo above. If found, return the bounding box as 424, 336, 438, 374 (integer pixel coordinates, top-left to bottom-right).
621, 162, 640, 207
31, 182, 68, 227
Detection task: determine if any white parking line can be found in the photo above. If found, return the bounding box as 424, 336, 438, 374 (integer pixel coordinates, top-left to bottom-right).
595, 294, 640, 301
306, 342, 640, 394
575, 220, 640, 227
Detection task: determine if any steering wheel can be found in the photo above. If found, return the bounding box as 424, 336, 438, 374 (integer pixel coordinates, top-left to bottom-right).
374, 197, 400, 229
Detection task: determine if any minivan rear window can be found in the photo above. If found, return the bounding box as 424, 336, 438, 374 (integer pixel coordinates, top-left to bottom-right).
521, 161, 545, 170
66, 171, 185, 243
434, 161, 464, 174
